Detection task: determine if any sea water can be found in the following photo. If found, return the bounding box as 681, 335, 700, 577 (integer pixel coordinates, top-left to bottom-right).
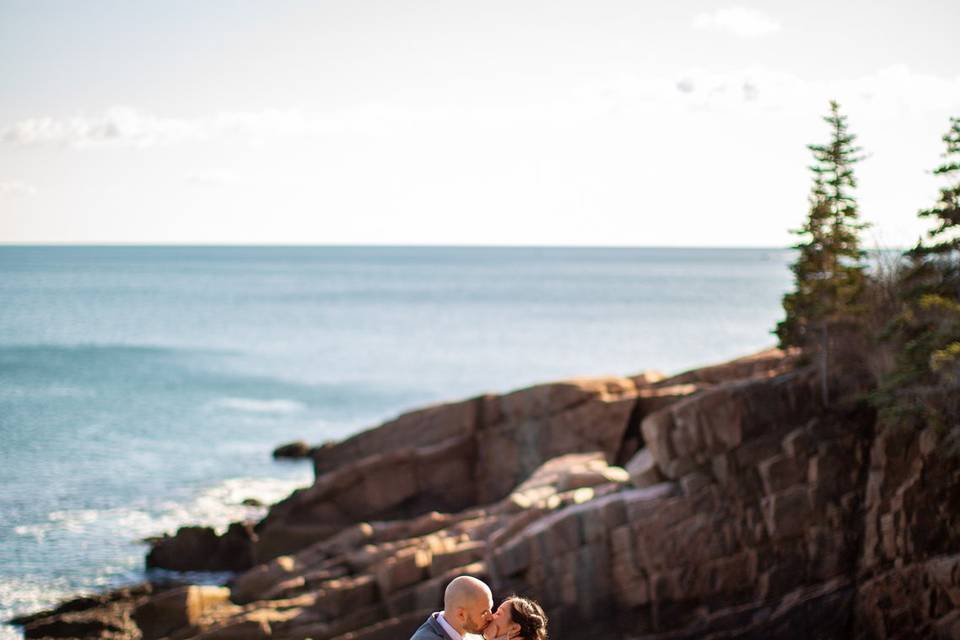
0, 246, 793, 637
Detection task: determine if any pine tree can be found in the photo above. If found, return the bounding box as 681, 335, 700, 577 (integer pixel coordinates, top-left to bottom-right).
777, 178, 832, 348
777, 101, 869, 403
914, 117, 960, 260
887, 117, 960, 419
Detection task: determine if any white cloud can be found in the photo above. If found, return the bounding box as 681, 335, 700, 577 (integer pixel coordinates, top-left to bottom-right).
693, 7, 782, 37
0, 180, 38, 197
0, 104, 488, 148
2, 65, 958, 154
0, 106, 198, 148
185, 169, 239, 187
844, 64, 960, 113
0, 107, 342, 148
0, 102, 603, 149
668, 65, 960, 116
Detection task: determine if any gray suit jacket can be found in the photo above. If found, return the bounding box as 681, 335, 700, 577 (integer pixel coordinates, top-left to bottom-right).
410, 612, 455, 640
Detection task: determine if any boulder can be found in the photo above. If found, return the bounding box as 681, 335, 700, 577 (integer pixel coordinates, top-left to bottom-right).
147, 522, 256, 572
625, 448, 663, 488
273, 440, 312, 459
10, 584, 157, 639
654, 347, 801, 387
256, 378, 643, 563
374, 547, 431, 597
229, 555, 298, 605
23, 616, 125, 639
132, 586, 232, 640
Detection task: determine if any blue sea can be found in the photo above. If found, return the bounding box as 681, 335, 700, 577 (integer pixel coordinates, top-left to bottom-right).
0, 246, 793, 637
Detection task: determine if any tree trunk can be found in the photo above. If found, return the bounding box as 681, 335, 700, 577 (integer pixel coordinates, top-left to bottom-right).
821, 322, 830, 406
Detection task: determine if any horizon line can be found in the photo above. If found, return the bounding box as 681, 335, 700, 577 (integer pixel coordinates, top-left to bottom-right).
0, 241, 792, 249
0, 241, 914, 251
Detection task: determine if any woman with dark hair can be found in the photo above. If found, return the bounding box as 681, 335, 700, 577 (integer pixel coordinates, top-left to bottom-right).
482, 595, 548, 640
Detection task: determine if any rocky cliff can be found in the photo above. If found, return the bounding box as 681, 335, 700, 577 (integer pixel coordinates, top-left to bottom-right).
12, 348, 960, 640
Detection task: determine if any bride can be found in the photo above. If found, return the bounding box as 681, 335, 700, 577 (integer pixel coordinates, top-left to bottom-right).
481, 596, 548, 640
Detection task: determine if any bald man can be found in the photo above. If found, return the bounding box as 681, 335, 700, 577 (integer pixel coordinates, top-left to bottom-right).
409, 575, 494, 640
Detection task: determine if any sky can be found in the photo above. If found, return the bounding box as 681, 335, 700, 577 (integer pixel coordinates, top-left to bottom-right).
1, 0, 959, 247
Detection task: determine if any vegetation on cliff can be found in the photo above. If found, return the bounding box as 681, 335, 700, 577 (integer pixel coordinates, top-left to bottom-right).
778, 104, 960, 424
878, 116, 960, 428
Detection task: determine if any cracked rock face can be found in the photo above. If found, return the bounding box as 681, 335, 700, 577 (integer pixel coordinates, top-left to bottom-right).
16, 348, 959, 640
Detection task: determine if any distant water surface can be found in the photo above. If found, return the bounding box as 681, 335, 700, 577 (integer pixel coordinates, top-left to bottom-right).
0, 246, 793, 638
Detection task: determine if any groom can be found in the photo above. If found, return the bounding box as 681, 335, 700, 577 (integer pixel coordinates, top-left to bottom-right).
409, 575, 494, 640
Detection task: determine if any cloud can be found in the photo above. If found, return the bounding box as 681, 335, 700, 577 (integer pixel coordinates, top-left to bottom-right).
0, 102, 599, 149
0, 106, 198, 148
0, 107, 342, 148
670, 65, 960, 115
693, 7, 782, 37
2, 65, 958, 152
845, 64, 960, 112
185, 169, 239, 187
0, 180, 38, 197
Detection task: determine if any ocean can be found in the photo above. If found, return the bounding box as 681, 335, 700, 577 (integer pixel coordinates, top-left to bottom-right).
0, 246, 793, 638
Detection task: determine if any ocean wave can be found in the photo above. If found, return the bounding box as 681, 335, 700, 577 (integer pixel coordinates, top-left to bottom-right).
4, 474, 311, 634
12, 475, 311, 543
0, 625, 21, 640
207, 397, 306, 414
0, 575, 73, 637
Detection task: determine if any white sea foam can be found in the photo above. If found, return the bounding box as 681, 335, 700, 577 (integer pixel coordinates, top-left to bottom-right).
12, 524, 49, 541
12, 475, 311, 543
4, 474, 311, 636
0, 576, 73, 638
144, 475, 312, 535
207, 397, 305, 414
0, 625, 22, 640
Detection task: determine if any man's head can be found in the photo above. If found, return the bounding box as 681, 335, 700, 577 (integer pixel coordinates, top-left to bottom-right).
442, 576, 493, 635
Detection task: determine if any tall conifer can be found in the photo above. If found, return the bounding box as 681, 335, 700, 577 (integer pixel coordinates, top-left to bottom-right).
890, 117, 960, 408
913, 116, 960, 261
777, 101, 868, 403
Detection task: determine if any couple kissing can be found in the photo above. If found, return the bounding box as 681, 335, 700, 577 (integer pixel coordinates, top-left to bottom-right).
410, 576, 548, 640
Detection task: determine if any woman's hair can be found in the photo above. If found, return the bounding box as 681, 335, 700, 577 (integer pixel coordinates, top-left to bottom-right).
506, 596, 548, 640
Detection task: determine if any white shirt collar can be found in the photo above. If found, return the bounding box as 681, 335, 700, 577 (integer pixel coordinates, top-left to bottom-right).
437, 612, 464, 640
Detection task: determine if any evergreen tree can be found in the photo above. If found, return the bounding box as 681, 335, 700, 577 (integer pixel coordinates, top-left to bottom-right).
777, 178, 832, 348
776, 101, 869, 403
885, 117, 960, 420
913, 116, 960, 260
